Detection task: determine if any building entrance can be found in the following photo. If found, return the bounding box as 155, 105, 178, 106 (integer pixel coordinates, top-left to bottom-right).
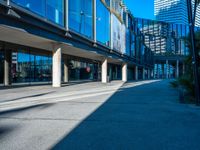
108, 64, 121, 81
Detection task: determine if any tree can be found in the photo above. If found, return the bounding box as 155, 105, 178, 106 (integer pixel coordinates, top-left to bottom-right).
186, 0, 200, 105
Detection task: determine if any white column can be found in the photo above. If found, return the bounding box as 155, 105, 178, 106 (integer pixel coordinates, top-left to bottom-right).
143, 68, 145, 80
151, 69, 154, 79
176, 60, 179, 78
4, 50, 11, 86
148, 69, 151, 79
52, 47, 62, 87
101, 58, 108, 83
166, 60, 169, 79
157, 64, 159, 78
64, 58, 69, 83
153, 65, 156, 79
183, 63, 185, 75
135, 66, 138, 80
122, 63, 128, 82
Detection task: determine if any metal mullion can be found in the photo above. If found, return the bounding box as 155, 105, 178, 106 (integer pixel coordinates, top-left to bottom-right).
65, 0, 69, 30
93, 0, 96, 42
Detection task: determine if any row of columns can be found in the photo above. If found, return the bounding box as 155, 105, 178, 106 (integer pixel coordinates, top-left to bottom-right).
155, 60, 185, 79
3, 48, 152, 87
165, 59, 184, 79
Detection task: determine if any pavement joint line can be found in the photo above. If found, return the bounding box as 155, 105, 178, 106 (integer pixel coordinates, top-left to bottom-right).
0, 85, 123, 104
0, 80, 157, 105
0, 87, 123, 112
0, 117, 160, 124
0, 87, 121, 106
0, 80, 159, 113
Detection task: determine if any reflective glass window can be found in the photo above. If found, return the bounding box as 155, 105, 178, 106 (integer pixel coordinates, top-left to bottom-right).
69, 60, 98, 81
96, 0, 110, 46
12, 49, 52, 84
12, 0, 45, 16
69, 0, 93, 38
131, 34, 135, 57
46, 0, 64, 25
11, 0, 64, 26
126, 29, 131, 55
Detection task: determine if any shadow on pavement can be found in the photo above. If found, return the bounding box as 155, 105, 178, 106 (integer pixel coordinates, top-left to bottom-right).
0, 92, 55, 103
0, 80, 98, 90
0, 103, 54, 116
0, 103, 54, 140
47, 80, 179, 150
51, 80, 200, 150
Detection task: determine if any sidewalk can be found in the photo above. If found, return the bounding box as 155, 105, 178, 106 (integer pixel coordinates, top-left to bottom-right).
1, 80, 200, 150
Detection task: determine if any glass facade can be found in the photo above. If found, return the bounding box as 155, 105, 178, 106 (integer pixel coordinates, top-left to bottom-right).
108, 64, 121, 81
68, 59, 99, 81
12, 49, 52, 84
134, 17, 190, 56
96, 0, 110, 46
125, 29, 131, 55
9, 0, 154, 66
11, 0, 64, 26
69, 0, 93, 38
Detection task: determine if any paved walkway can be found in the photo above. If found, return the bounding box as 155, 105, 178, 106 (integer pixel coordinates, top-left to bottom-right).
0, 80, 200, 150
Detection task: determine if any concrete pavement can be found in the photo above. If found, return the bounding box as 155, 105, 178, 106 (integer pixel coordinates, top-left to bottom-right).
0, 80, 200, 150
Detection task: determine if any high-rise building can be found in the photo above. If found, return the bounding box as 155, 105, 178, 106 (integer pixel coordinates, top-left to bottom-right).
154, 0, 200, 27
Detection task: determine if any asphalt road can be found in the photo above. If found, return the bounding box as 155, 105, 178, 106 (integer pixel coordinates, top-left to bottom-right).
0, 80, 200, 150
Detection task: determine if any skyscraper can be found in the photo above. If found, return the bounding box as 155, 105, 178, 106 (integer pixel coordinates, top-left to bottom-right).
154, 0, 200, 27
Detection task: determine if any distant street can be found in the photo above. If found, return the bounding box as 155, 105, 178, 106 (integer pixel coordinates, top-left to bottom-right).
0, 80, 200, 150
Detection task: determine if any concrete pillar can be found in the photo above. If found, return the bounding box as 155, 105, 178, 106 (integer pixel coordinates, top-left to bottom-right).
182, 63, 185, 75
176, 60, 179, 78
153, 66, 156, 79
157, 64, 159, 78
122, 63, 127, 82
166, 60, 169, 79
135, 66, 138, 80
64, 58, 69, 83
148, 69, 151, 79
4, 50, 11, 86
101, 58, 108, 83
151, 69, 154, 79
52, 47, 62, 87
143, 68, 145, 80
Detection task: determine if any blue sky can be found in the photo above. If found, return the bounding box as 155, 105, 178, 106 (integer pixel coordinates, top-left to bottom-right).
123, 0, 155, 20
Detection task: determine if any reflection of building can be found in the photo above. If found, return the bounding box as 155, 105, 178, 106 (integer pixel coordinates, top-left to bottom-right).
135, 17, 192, 79
154, 0, 200, 27
136, 17, 189, 56
0, 0, 154, 87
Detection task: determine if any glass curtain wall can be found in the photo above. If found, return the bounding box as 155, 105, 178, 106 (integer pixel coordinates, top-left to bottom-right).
68, 60, 98, 81
69, 0, 93, 39
134, 17, 191, 57
96, 0, 110, 46
12, 49, 52, 84
131, 34, 136, 57
11, 0, 64, 26
126, 29, 131, 55
108, 64, 121, 81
